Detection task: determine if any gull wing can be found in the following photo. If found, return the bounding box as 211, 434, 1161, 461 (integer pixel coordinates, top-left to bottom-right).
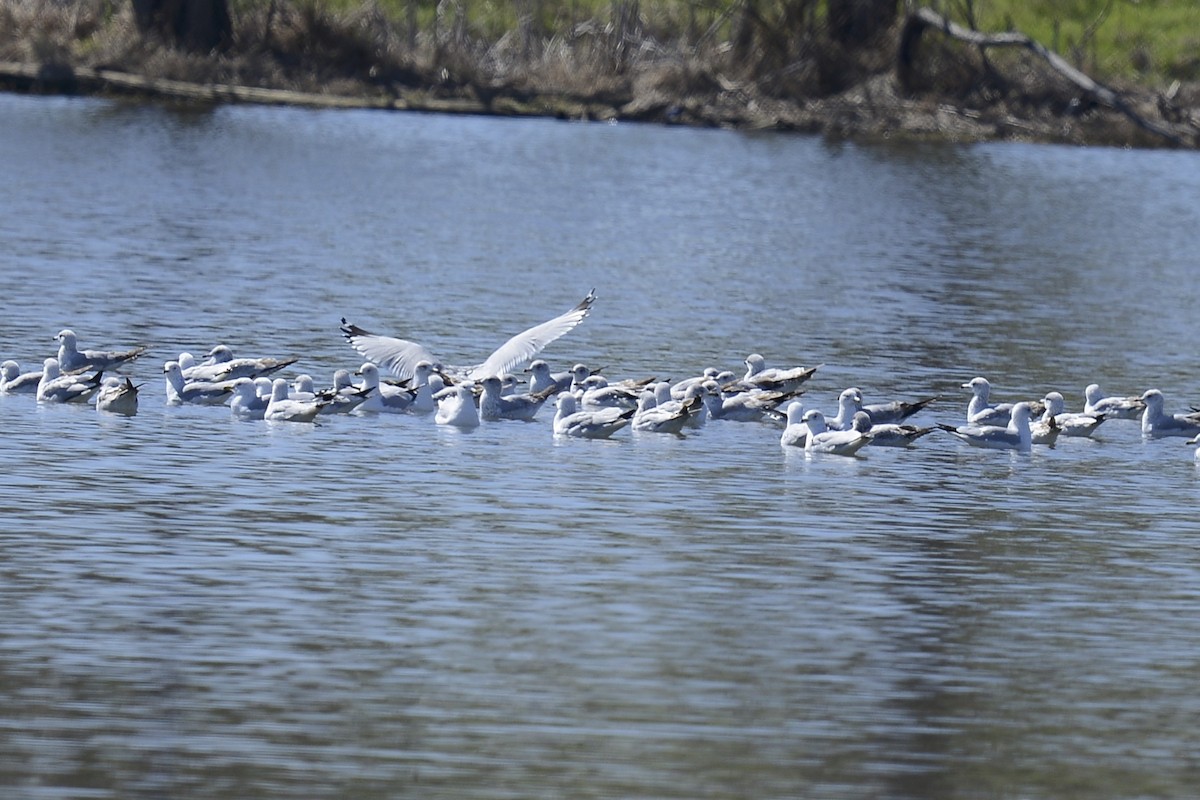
468, 289, 596, 380
340, 318, 438, 381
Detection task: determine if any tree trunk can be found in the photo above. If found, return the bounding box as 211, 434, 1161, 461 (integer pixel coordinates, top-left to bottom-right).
826, 0, 896, 47
132, 0, 232, 52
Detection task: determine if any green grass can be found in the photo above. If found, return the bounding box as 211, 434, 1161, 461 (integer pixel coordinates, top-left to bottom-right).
962, 0, 1200, 81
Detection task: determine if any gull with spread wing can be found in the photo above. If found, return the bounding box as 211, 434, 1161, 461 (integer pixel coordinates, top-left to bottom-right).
341, 290, 596, 383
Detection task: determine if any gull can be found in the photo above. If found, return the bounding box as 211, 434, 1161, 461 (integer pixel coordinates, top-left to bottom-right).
352, 362, 417, 414
631, 391, 696, 434
1030, 412, 1061, 446
855, 391, 939, 425
1, 360, 42, 394
318, 370, 373, 415
1187, 434, 1200, 461
962, 377, 1044, 425
341, 289, 596, 383
939, 401, 1035, 451
1083, 383, 1145, 420
230, 378, 269, 420
479, 375, 556, 421
553, 392, 634, 439
671, 368, 723, 400
827, 387, 864, 431
433, 384, 480, 428
265, 378, 326, 423
95, 377, 140, 416
290, 374, 319, 402
702, 380, 801, 422
652, 382, 709, 429
1140, 389, 1200, 438
852, 412, 935, 447
736, 353, 821, 394
163, 360, 237, 406
55, 329, 145, 373
1040, 391, 1106, 438
37, 358, 103, 403
186, 344, 298, 382
803, 409, 872, 456
779, 400, 808, 448
579, 375, 641, 411
526, 360, 594, 395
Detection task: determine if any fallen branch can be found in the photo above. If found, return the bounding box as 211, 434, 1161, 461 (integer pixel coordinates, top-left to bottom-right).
900, 6, 1189, 147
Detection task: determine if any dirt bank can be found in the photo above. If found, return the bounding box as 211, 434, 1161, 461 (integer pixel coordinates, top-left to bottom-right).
2, 3, 1197, 149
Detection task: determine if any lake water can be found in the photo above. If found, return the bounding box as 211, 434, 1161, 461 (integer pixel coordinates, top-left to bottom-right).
2, 92, 1200, 799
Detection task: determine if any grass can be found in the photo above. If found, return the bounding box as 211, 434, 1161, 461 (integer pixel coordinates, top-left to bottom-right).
971, 0, 1200, 81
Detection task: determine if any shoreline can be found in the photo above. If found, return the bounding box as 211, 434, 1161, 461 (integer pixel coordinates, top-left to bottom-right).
3, 4, 1198, 149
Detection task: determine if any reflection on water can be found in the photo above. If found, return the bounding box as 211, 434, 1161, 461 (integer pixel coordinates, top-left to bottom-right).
2, 93, 1200, 799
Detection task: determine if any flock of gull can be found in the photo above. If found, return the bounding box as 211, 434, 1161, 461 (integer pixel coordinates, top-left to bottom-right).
4, 290, 1200, 458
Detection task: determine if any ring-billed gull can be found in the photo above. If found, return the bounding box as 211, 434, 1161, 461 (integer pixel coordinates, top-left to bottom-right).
779, 400, 807, 448
265, 378, 327, 423
701, 380, 801, 422
55, 329, 145, 373
803, 409, 872, 455
1, 360, 42, 394
185, 345, 298, 382
95, 377, 140, 416
1040, 391, 1106, 437
316, 370, 374, 415
650, 382, 708, 429
553, 392, 634, 438
353, 361, 445, 414
827, 387, 864, 431
525, 361, 595, 395
939, 401, 1035, 451
851, 411, 934, 447
578, 375, 641, 411
37, 358, 104, 403
163, 360, 237, 406
1083, 384, 1145, 420
855, 390, 938, 425
736, 354, 821, 394
479, 375, 556, 421
230, 378, 269, 420
342, 289, 596, 382
631, 391, 696, 434
962, 377, 1044, 425
433, 384, 480, 428
1139, 389, 1200, 438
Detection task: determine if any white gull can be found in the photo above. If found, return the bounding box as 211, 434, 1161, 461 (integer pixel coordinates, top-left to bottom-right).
433, 384, 480, 428
95, 377, 140, 416
939, 401, 1035, 451
553, 392, 634, 439
37, 358, 104, 404
803, 409, 872, 456
265, 378, 326, 423
1083, 383, 1145, 420
163, 360, 237, 406
1140, 389, 1200, 438
479, 375, 556, 421
56, 329, 145, 373
1, 360, 42, 394
1041, 391, 1106, 437
341, 289, 596, 382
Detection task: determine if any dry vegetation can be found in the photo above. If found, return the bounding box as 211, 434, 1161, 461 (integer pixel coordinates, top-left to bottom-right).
1, 0, 1198, 147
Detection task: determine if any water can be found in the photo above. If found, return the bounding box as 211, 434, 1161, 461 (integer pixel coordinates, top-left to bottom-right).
2, 92, 1200, 799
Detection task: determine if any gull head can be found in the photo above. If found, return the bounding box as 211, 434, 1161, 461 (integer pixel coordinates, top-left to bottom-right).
962, 377, 991, 396
55, 329, 77, 346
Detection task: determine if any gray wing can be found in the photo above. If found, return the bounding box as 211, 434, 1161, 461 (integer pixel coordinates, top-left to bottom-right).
341, 318, 438, 382
468, 290, 596, 381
